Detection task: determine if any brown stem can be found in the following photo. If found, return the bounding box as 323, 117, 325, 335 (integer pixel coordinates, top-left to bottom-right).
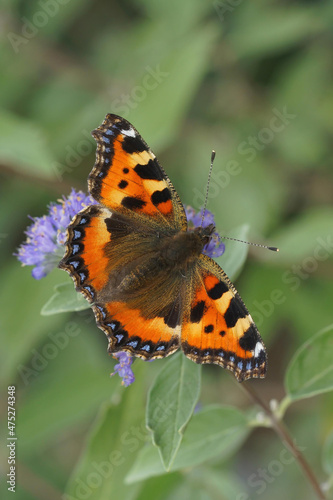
241, 383, 326, 500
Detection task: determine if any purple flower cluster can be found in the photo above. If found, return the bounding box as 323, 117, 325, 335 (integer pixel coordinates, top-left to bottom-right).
16, 189, 96, 279
185, 206, 225, 258
111, 352, 135, 386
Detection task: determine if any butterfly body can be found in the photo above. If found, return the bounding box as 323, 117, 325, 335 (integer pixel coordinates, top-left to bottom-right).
59, 114, 267, 382
155, 223, 215, 268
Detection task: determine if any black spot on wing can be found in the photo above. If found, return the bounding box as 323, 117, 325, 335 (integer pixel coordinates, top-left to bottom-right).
122, 135, 146, 154
164, 304, 181, 329
204, 324, 214, 333
151, 188, 171, 206
224, 297, 247, 328
158, 297, 181, 329
134, 159, 164, 180
239, 324, 259, 351
190, 300, 206, 323
207, 281, 229, 300
118, 180, 128, 189
219, 330, 226, 337
121, 196, 146, 210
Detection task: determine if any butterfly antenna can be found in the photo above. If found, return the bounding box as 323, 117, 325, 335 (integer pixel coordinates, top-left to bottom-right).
200, 150, 216, 228
220, 235, 279, 252
199, 151, 278, 252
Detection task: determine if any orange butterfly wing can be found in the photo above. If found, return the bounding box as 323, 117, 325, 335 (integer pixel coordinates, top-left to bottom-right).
182, 254, 266, 381
90, 114, 186, 231
59, 204, 182, 359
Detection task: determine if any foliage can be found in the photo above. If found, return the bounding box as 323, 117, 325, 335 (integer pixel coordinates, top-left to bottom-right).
1, 1, 333, 499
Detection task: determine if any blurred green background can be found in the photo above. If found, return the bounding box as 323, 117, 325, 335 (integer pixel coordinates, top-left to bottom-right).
1, 0, 333, 499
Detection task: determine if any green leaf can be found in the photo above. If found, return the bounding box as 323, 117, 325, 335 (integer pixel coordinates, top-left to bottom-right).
127, 405, 249, 483
64, 363, 146, 500
229, 5, 323, 59
272, 45, 331, 166
17, 326, 115, 451
0, 265, 68, 387
129, 23, 219, 151
215, 224, 250, 281
178, 468, 246, 500
322, 431, 333, 476
265, 207, 333, 264
41, 282, 90, 315
285, 324, 333, 401
171, 405, 248, 469
135, 473, 182, 500
147, 353, 201, 470
0, 110, 56, 179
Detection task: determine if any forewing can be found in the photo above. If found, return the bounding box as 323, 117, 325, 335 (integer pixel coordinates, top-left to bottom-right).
90, 114, 187, 231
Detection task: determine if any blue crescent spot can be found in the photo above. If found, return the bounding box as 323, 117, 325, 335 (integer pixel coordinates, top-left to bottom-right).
84, 286, 94, 298
73, 229, 82, 240
72, 244, 80, 255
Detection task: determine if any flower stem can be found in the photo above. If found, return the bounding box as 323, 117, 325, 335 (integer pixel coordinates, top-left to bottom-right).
241, 384, 326, 500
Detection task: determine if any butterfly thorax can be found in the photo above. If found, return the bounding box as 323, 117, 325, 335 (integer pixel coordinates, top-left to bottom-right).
158, 223, 215, 270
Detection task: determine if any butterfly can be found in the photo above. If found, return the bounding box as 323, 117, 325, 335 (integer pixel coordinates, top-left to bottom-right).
59, 114, 266, 382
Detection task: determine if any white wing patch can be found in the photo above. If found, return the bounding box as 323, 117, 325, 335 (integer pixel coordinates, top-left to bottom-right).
254, 341, 264, 358
121, 127, 136, 138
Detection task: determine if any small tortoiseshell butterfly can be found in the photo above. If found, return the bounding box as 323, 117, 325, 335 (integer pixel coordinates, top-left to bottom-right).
59, 114, 266, 382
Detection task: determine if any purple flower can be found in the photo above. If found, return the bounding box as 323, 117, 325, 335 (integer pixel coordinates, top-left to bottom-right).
16, 189, 96, 279
111, 352, 135, 386
185, 206, 225, 258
